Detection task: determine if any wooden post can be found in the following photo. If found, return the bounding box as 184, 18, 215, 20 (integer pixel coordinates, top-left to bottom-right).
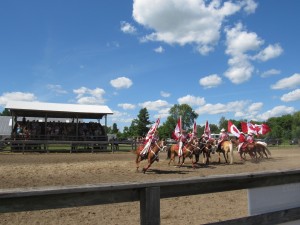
140, 187, 160, 225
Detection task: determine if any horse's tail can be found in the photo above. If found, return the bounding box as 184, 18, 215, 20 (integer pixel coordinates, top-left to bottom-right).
265, 146, 271, 156
229, 141, 234, 164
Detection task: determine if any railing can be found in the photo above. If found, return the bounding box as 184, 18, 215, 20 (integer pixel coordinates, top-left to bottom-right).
0, 138, 137, 153
1, 169, 300, 225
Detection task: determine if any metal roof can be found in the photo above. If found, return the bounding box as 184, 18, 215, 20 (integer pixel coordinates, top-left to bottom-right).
5, 101, 113, 119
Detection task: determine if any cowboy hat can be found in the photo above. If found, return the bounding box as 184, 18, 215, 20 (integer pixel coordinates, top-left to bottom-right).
220, 128, 225, 132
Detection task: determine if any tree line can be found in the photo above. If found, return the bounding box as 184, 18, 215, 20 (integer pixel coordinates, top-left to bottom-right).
106, 104, 300, 142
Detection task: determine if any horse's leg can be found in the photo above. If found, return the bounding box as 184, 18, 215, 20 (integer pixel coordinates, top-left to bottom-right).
222, 151, 228, 164
239, 151, 245, 160
206, 152, 210, 165
136, 154, 142, 172
142, 156, 154, 173
218, 152, 221, 164
202, 152, 206, 164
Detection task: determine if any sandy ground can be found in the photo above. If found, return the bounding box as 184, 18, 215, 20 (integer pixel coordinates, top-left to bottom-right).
0, 146, 299, 225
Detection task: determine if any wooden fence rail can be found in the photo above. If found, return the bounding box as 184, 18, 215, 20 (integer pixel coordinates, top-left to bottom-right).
1, 169, 300, 225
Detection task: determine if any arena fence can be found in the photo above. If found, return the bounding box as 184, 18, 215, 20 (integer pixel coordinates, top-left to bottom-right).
0, 139, 137, 153
0, 169, 300, 225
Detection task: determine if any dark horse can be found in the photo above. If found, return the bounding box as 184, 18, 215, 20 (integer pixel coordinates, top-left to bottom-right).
194, 137, 216, 166
167, 138, 199, 168
239, 142, 257, 161
135, 139, 167, 173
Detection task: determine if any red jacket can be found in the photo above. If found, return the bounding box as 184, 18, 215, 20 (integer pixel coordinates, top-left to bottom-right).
239, 134, 246, 143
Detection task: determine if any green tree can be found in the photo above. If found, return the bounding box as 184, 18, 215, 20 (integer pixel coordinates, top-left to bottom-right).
157, 116, 176, 139
128, 108, 152, 138
112, 123, 119, 134
292, 111, 300, 138
218, 116, 227, 130
169, 104, 198, 130
0, 108, 10, 116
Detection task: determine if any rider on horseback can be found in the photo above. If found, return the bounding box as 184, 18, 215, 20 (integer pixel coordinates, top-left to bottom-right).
178, 130, 187, 157
237, 132, 246, 153
140, 130, 159, 158
217, 128, 229, 152
247, 133, 255, 143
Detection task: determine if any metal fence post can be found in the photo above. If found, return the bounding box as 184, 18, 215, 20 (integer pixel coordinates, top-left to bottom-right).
140, 186, 160, 225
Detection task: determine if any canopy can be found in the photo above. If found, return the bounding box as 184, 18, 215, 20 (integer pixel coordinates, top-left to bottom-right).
5, 101, 113, 119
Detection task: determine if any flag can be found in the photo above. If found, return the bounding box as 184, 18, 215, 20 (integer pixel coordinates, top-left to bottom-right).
240, 122, 248, 133
204, 120, 211, 139
257, 123, 271, 135
241, 121, 258, 135
172, 116, 182, 140
191, 120, 197, 139
228, 120, 241, 137
145, 118, 160, 140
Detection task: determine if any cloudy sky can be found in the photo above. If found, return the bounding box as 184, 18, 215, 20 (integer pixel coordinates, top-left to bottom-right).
0, 0, 299, 130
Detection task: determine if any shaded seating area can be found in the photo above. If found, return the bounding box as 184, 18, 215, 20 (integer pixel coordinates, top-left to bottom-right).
5, 101, 113, 152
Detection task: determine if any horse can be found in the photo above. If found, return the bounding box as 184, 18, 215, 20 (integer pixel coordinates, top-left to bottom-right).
135, 139, 167, 173
239, 142, 257, 161
255, 141, 271, 159
167, 138, 199, 168
195, 137, 216, 166
216, 139, 235, 164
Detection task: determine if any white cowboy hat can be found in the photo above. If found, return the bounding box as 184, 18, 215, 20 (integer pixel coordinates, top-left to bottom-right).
221, 128, 225, 132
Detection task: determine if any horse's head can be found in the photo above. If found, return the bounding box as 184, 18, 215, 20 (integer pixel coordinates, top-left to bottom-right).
156, 139, 167, 152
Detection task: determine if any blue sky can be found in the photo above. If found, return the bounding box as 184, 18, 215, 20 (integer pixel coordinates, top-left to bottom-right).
0, 0, 299, 131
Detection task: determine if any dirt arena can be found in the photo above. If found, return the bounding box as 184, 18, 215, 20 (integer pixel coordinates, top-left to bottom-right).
0, 146, 299, 225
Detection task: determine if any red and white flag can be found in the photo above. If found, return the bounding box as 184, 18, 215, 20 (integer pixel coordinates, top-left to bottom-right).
228, 120, 241, 137
204, 120, 211, 139
172, 117, 182, 140
256, 123, 271, 135
145, 118, 160, 141
190, 120, 197, 139
241, 121, 259, 135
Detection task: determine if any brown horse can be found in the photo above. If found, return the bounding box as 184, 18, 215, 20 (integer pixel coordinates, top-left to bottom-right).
167, 138, 199, 168
135, 139, 167, 173
255, 141, 271, 159
239, 142, 257, 161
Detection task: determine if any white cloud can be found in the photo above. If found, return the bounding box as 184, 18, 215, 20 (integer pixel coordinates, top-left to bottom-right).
46, 84, 68, 94
281, 89, 300, 102
160, 91, 170, 97
154, 46, 165, 53
178, 95, 205, 106
195, 100, 248, 115
0, 92, 37, 107
257, 105, 295, 121
242, 0, 258, 14
224, 22, 282, 84
225, 23, 263, 56
154, 107, 171, 119
109, 110, 134, 124
139, 100, 169, 111
248, 102, 263, 112
73, 87, 106, 104
261, 69, 281, 78
117, 103, 136, 110
120, 21, 137, 34
271, 73, 300, 90
199, 74, 222, 88
110, 77, 133, 89
133, 0, 246, 55
224, 23, 261, 84
253, 43, 283, 61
